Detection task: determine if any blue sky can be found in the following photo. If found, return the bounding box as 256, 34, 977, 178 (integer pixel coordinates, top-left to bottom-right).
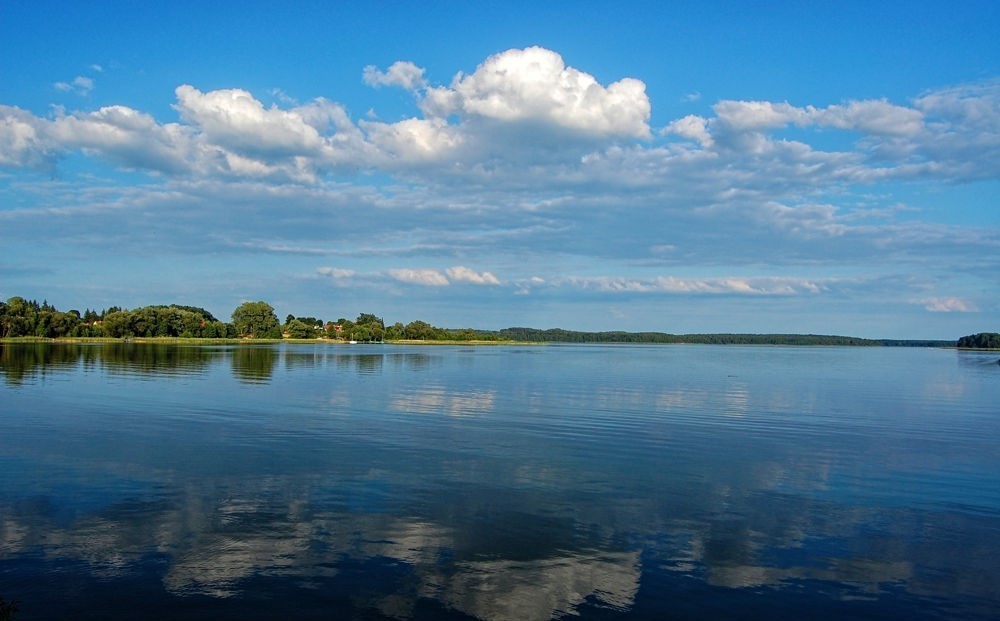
1, 1, 998, 339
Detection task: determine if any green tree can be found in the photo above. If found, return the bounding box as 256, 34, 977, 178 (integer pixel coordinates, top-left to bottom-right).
352, 313, 385, 342
385, 322, 405, 340
101, 310, 132, 338
356, 313, 384, 328
285, 319, 314, 339
2, 297, 36, 337
231, 301, 280, 338
403, 320, 438, 340
957, 332, 1000, 349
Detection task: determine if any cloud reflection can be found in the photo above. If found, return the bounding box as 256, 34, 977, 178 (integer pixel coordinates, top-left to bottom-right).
391, 385, 497, 417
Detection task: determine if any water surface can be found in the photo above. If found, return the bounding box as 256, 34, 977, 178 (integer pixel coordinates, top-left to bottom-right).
1, 343, 997, 620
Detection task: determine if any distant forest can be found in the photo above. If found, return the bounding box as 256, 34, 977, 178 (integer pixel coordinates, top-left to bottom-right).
0, 295, 979, 347
498, 327, 954, 347
956, 332, 1000, 349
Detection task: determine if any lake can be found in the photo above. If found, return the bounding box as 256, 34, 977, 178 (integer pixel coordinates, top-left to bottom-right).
0, 342, 997, 620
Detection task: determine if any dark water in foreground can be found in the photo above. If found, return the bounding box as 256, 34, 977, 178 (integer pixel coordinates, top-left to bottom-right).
0, 342, 997, 620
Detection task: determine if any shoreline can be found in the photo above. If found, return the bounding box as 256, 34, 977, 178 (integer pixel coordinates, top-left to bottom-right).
0, 336, 974, 348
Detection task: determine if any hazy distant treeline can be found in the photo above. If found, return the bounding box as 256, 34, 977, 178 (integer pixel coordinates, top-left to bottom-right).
498, 327, 953, 347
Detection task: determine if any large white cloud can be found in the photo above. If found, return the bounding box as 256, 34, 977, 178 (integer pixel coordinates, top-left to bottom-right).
1, 53, 997, 193
0, 105, 51, 168
49, 105, 193, 174
420, 46, 651, 139
173, 85, 328, 158
360, 117, 463, 164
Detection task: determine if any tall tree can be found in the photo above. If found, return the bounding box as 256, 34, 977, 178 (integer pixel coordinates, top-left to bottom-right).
231, 301, 280, 338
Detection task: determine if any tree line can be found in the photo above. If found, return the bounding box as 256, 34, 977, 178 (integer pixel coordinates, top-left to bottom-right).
0, 297, 503, 342
956, 332, 1000, 349
498, 327, 953, 347
0, 295, 975, 345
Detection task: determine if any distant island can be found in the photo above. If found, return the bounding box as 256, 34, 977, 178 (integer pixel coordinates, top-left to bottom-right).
0, 295, 983, 348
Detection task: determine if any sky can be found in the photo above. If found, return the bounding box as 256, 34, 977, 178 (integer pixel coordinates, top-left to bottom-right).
1, 1, 998, 339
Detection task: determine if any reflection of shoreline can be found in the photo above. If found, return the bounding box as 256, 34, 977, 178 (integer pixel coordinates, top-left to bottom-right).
0, 342, 222, 384
3, 343, 998, 619
0, 343, 443, 386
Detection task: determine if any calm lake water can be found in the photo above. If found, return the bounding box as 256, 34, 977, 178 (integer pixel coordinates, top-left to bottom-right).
0, 342, 997, 620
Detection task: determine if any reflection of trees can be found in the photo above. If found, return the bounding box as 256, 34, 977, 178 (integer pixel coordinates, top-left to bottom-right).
348, 353, 384, 374
0, 343, 84, 385
230, 346, 277, 384
99, 343, 217, 377
330, 352, 440, 374
0, 343, 219, 385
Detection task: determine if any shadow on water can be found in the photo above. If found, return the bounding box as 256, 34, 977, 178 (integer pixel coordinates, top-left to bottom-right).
0, 598, 18, 621
956, 349, 1000, 370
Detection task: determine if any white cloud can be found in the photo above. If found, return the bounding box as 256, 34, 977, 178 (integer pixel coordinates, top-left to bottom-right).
173, 85, 327, 158
756, 201, 847, 237
813, 99, 924, 136
420, 46, 650, 139
712, 100, 809, 132
54, 76, 95, 96
360, 117, 462, 163
317, 267, 356, 279
446, 266, 500, 285
1, 56, 996, 200
48, 105, 193, 174
561, 275, 827, 295
363, 61, 427, 90
664, 115, 713, 147
0, 105, 51, 168
389, 268, 450, 286
921, 297, 977, 312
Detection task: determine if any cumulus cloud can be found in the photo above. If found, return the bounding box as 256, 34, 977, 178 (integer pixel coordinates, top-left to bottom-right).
446, 265, 500, 285
173, 85, 326, 158
48, 105, 193, 174
0, 105, 52, 168
389, 268, 450, 286
2, 53, 997, 194
363, 61, 427, 90
813, 99, 924, 135
664, 115, 713, 147
360, 117, 463, 163
420, 46, 651, 139
381, 266, 500, 286
707, 99, 923, 136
